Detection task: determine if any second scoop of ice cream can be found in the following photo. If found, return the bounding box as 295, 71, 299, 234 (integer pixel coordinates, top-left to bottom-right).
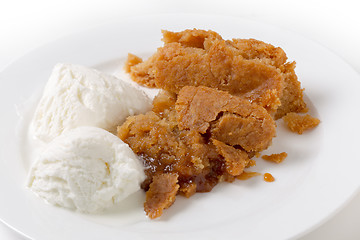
27, 126, 145, 213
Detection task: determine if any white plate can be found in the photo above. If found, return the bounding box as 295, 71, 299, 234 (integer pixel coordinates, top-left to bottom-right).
1, 14, 360, 240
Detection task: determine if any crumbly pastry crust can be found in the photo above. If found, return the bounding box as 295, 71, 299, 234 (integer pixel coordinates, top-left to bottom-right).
120, 29, 320, 219
262, 152, 288, 164
125, 29, 307, 117
283, 113, 320, 134
118, 87, 275, 218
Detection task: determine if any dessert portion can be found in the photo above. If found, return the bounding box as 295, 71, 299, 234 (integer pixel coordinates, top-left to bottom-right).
120, 28, 320, 219
31, 63, 151, 143
27, 127, 145, 213
118, 86, 276, 219
125, 29, 307, 117
25, 29, 320, 220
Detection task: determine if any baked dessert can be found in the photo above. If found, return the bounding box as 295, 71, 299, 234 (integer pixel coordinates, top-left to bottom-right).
120, 28, 320, 219
118, 87, 276, 218
125, 29, 307, 117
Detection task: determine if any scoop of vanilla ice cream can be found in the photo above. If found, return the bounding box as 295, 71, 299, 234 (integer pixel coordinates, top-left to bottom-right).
31, 63, 151, 143
27, 126, 145, 213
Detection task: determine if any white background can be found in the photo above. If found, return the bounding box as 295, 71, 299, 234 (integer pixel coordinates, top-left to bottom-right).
1, 0, 359, 239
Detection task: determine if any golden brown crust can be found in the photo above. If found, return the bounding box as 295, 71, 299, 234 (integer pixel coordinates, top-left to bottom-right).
152, 90, 177, 114
126, 53, 158, 88
227, 38, 288, 67
153, 40, 284, 112
162, 28, 222, 48
124, 53, 143, 73
262, 152, 288, 164
274, 62, 308, 119
179, 182, 197, 198
126, 29, 308, 117
283, 113, 320, 134
176, 86, 276, 152
127, 29, 286, 112
228, 38, 308, 118
212, 139, 248, 176
144, 173, 179, 219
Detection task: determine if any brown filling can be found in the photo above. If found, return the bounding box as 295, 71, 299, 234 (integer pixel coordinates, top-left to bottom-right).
119, 29, 320, 219
118, 87, 276, 218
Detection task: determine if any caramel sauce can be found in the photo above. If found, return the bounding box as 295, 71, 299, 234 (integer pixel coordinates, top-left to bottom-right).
237, 171, 261, 180
264, 173, 275, 182
104, 162, 110, 175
